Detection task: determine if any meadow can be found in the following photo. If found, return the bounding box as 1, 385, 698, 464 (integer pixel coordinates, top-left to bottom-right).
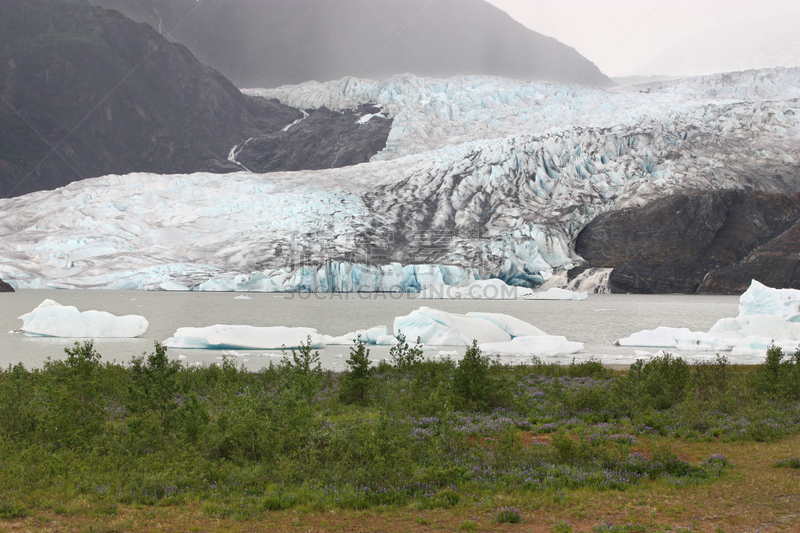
0, 336, 798, 532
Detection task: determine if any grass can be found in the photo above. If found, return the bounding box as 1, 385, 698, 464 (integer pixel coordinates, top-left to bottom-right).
0, 341, 798, 532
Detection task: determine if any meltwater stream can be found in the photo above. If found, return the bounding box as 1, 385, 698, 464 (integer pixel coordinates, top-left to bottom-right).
2, 290, 742, 370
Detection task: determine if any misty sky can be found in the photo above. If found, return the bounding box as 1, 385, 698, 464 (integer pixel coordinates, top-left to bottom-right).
486, 0, 800, 78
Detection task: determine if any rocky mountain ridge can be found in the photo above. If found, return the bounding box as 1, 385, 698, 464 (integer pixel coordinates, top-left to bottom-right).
90, 0, 613, 88
0, 0, 393, 198
575, 190, 800, 294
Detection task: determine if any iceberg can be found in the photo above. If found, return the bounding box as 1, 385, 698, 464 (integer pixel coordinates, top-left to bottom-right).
17, 299, 148, 338
393, 307, 511, 345
164, 325, 325, 350
737, 280, 800, 322
480, 336, 584, 357
323, 325, 391, 345
465, 312, 547, 337
616, 281, 800, 354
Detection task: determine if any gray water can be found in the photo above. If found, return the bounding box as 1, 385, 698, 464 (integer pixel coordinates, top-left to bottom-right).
1, 290, 743, 370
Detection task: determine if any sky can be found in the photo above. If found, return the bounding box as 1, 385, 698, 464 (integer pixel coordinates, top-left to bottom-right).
485, 0, 800, 78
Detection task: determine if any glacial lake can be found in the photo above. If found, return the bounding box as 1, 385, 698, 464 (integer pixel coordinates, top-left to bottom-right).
1, 290, 746, 370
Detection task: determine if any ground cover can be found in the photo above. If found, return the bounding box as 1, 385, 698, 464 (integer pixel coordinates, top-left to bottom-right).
0, 340, 798, 532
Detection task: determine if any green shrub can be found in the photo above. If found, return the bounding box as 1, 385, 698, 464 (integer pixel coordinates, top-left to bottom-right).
280, 336, 322, 398
389, 332, 424, 369
753, 345, 800, 400
627, 353, 690, 409
339, 337, 373, 405
453, 340, 491, 410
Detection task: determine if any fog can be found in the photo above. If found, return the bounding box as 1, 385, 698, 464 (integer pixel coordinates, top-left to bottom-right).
487, 0, 800, 77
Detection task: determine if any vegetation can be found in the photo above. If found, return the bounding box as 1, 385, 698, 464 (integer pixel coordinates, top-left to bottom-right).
0, 341, 799, 531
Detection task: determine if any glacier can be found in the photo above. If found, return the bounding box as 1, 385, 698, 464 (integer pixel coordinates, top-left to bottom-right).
16, 299, 148, 338
1, 68, 798, 291
616, 280, 800, 357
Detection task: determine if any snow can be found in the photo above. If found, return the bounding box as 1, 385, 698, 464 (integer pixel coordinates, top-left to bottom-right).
163, 325, 325, 350
17, 299, 148, 338
616, 281, 800, 356
1, 68, 798, 291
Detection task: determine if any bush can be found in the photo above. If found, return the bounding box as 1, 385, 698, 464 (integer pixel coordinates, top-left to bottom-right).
339, 337, 373, 405
453, 340, 491, 410
627, 353, 690, 409
389, 332, 424, 370
753, 345, 800, 400
281, 336, 322, 398
128, 342, 181, 427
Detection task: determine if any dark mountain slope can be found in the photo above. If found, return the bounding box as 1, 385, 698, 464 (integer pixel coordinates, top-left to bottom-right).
574, 190, 800, 293
698, 220, 800, 293
0, 0, 301, 198
90, 0, 613, 88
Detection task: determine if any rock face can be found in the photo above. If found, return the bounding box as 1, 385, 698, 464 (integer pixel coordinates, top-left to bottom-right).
0, 278, 14, 292
90, 0, 613, 88
698, 220, 800, 293
574, 190, 800, 293
234, 105, 392, 173
0, 0, 397, 198
0, 0, 303, 197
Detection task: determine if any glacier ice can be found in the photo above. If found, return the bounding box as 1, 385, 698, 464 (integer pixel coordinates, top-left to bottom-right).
737, 280, 800, 322
393, 307, 512, 345
163, 325, 325, 350
1, 69, 798, 291
323, 325, 391, 345
17, 299, 148, 338
616, 280, 800, 356
480, 336, 584, 357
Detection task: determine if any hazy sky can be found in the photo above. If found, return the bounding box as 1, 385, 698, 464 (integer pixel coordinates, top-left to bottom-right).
486, 0, 800, 78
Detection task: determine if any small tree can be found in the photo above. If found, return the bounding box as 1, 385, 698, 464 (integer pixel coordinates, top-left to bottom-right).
340, 336, 372, 405
280, 336, 322, 398
128, 342, 181, 427
453, 340, 491, 410
389, 332, 424, 370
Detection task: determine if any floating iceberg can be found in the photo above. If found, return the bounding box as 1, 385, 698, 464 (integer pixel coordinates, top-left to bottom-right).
394, 307, 511, 345
738, 280, 800, 322
480, 335, 584, 357
323, 325, 392, 345
391, 307, 582, 355
465, 312, 547, 337
616, 281, 800, 355
164, 325, 325, 350
17, 299, 148, 338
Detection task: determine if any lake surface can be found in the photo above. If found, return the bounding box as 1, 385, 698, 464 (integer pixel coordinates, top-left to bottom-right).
1, 290, 745, 370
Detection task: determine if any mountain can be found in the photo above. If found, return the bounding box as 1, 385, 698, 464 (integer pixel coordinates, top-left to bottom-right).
574, 190, 800, 294
89, 0, 613, 88
2, 68, 798, 292
0, 0, 396, 198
